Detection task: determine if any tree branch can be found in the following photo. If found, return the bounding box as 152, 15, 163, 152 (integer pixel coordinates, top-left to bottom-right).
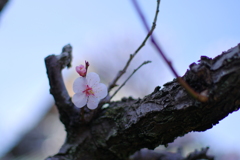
0, 0, 8, 13
132, 0, 208, 102
108, 0, 160, 93
110, 60, 151, 100
129, 147, 213, 160
45, 43, 240, 160
45, 44, 80, 128
185, 147, 214, 160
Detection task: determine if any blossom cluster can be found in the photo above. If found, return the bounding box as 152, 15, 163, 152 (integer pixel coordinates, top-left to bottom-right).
72, 61, 107, 110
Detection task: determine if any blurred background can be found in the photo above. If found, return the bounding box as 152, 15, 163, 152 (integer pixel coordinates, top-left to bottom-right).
0, 0, 240, 160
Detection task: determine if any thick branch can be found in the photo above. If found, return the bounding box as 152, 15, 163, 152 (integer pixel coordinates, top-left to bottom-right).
46, 44, 240, 160
45, 44, 76, 128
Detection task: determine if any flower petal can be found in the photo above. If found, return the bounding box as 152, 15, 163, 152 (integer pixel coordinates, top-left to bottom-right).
73, 77, 87, 93
87, 96, 99, 109
93, 83, 107, 99
86, 72, 100, 87
72, 92, 88, 108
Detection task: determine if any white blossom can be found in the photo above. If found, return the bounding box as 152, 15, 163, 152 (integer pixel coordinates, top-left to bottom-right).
72, 72, 107, 109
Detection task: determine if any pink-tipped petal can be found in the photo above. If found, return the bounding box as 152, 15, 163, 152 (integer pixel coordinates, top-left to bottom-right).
72, 92, 88, 108
93, 83, 107, 99
87, 96, 99, 109
73, 77, 87, 93
86, 72, 100, 87
76, 65, 84, 72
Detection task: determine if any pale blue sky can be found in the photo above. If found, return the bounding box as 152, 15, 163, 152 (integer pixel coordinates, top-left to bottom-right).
0, 0, 240, 158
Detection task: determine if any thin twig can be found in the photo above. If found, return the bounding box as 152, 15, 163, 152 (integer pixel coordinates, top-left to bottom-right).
110, 61, 151, 100
132, 0, 208, 102
108, 0, 161, 93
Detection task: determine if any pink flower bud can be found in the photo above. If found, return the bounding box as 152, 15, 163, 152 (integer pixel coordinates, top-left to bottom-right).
76, 65, 87, 77
76, 61, 90, 77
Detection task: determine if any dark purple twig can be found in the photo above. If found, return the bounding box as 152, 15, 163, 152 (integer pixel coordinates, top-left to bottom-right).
132, 0, 178, 77
131, 0, 208, 102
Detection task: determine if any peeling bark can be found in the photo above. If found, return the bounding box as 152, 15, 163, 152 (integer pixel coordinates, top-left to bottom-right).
45, 43, 240, 160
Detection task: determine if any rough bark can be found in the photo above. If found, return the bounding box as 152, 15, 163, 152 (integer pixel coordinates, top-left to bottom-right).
45, 43, 240, 160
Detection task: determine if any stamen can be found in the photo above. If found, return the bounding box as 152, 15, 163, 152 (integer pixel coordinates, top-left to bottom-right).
83, 85, 94, 96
